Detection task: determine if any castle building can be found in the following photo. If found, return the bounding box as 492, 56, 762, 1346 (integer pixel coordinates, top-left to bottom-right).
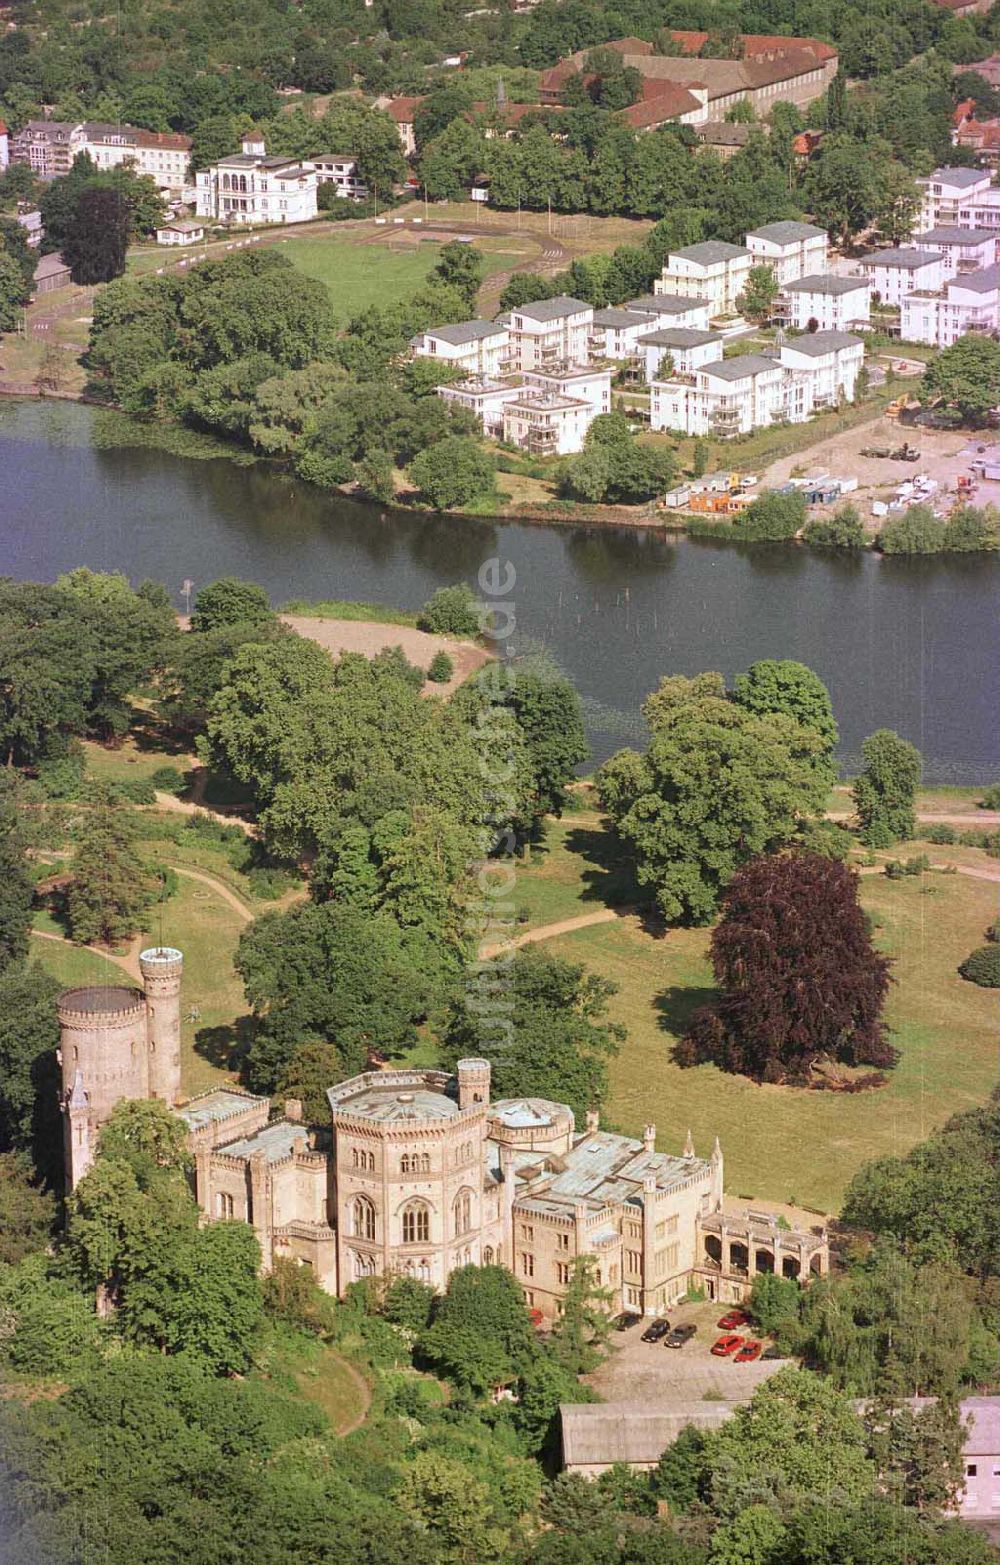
57, 963, 828, 1313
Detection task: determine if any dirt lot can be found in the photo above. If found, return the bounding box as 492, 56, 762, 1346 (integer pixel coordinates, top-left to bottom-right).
282, 614, 491, 694
586, 1299, 790, 1407
761, 415, 994, 534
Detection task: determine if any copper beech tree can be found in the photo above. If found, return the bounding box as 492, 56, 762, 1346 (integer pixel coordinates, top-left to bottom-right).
678, 851, 894, 1082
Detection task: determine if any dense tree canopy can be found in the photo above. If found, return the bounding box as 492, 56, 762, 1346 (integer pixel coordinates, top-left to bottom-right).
852, 728, 922, 848
597, 672, 828, 923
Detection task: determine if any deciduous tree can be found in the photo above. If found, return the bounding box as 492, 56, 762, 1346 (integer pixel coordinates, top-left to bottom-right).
852, 728, 922, 847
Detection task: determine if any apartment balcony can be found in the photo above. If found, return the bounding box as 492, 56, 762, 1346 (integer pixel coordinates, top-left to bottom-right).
525, 426, 558, 455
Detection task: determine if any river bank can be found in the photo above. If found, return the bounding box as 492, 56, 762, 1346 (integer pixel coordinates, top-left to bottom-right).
4, 397, 999, 781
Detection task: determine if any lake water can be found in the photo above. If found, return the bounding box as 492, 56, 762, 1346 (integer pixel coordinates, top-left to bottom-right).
2, 398, 998, 780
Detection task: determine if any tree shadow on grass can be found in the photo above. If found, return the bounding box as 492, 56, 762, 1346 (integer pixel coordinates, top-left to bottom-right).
194, 1014, 255, 1074
563, 824, 646, 910
654, 985, 718, 1063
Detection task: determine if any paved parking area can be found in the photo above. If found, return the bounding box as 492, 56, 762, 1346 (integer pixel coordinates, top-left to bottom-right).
586, 1301, 791, 1406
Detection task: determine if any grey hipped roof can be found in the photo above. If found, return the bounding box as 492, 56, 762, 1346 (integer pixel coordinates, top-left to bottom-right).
947, 262, 1000, 293
561, 1402, 738, 1468
927, 165, 990, 188
626, 293, 709, 315
638, 327, 720, 349
591, 307, 650, 327
670, 240, 750, 266
920, 225, 996, 245
426, 319, 506, 345
782, 329, 862, 355
783, 272, 869, 295
515, 294, 591, 322
747, 220, 826, 245
861, 247, 940, 269
702, 353, 779, 380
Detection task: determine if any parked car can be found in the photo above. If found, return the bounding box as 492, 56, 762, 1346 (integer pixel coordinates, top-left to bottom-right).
641, 1318, 671, 1343
734, 1339, 763, 1363
615, 1312, 642, 1332
761, 1345, 785, 1360
711, 1333, 745, 1357
717, 1310, 749, 1330
664, 1324, 697, 1349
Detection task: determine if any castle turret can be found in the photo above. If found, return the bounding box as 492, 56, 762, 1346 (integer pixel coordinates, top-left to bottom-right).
140, 946, 183, 1105
456, 1057, 491, 1110
57, 982, 149, 1189
710, 1135, 724, 1209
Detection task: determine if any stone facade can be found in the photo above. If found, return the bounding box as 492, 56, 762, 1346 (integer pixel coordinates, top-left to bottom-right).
57, 964, 828, 1314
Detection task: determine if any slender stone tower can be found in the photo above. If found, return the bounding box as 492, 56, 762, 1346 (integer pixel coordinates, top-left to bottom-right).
140, 945, 184, 1105
456, 1057, 491, 1109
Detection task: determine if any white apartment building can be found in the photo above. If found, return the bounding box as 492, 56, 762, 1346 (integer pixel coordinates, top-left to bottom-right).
745, 220, 828, 285
11, 120, 87, 178
780, 273, 871, 331
635, 327, 722, 384
650, 334, 864, 437
657, 241, 753, 318
918, 227, 997, 278
82, 123, 192, 196
436, 377, 523, 436
652, 353, 786, 436
412, 320, 510, 378
502, 391, 594, 455
779, 331, 865, 413
508, 296, 593, 372
956, 189, 1000, 231
861, 248, 943, 306
195, 137, 318, 225
521, 364, 612, 418
312, 155, 368, 201
916, 166, 994, 231
625, 294, 713, 330
901, 264, 1000, 347
588, 307, 660, 360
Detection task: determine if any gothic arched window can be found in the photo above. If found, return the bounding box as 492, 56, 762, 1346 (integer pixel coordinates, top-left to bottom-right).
453, 1188, 473, 1237
402, 1201, 430, 1244
352, 1196, 376, 1242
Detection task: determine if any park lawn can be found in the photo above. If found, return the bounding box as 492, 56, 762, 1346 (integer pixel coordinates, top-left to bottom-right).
515, 815, 639, 928
280, 231, 521, 316
29, 934, 128, 989
81, 735, 192, 788
524, 823, 999, 1214
143, 873, 249, 1097
257, 1332, 371, 1436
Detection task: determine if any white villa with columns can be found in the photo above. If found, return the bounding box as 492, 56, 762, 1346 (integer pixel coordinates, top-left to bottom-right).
58, 956, 827, 1315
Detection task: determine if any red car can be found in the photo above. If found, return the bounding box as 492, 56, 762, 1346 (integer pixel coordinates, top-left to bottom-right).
717, 1310, 749, 1331
733, 1339, 763, 1363
711, 1333, 745, 1357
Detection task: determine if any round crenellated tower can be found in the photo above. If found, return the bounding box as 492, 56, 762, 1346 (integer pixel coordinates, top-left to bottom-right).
140, 946, 183, 1105
456, 1058, 491, 1110
58, 983, 149, 1187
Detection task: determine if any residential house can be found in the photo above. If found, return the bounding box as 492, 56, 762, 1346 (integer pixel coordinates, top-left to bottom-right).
502, 391, 597, 455
312, 155, 368, 201
917, 225, 998, 276
81, 122, 192, 196
11, 120, 87, 178
521, 364, 612, 418
508, 296, 593, 372
693, 121, 754, 158
155, 219, 205, 247
194, 137, 318, 225
952, 113, 1000, 168
745, 219, 828, 285
779, 273, 871, 331
588, 307, 661, 360
956, 1399, 1000, 1518
625, 294, 713, 330
0, 120, 8, 170
932, 0, 991, 15
635, 327, 722, 384
651, 354, 787, 437
412, 319, 510, 378
915, 165, 994, 231
651, 334, 864, 436
436, 377, 524, 436
32, 252, 71, 294
657, 241, 753, 319
778, 331, 865, 413
901, 263, 1000, 346
860, 248, 944, 306
381, 96, 427, 157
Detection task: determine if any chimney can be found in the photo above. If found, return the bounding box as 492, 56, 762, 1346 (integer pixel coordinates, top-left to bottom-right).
586, 1108, 600, 1132
683, 1128, 695, 1158
643, 1123, 656, 1153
